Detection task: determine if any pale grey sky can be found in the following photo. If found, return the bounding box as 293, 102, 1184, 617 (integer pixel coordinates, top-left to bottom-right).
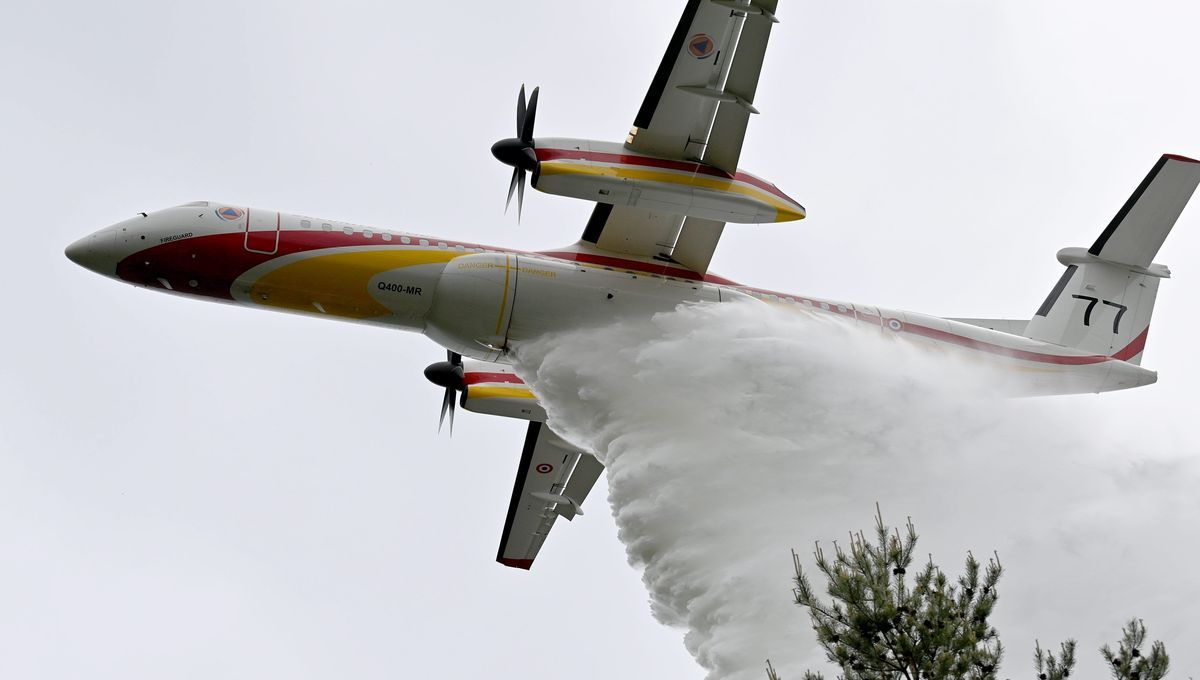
3, 1, 1200, 678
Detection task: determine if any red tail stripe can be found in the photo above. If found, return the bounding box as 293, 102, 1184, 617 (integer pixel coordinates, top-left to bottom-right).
1110, 327, 1150, 361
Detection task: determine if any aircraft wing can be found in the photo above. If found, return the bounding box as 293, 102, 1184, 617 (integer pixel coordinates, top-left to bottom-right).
496, 421, 605, 570
579, 0, 780, 274
627, 0, 778, 172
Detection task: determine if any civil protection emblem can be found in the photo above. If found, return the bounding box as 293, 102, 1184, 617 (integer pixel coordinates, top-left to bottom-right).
216, 206, 245, 221
688, 33, 715, 59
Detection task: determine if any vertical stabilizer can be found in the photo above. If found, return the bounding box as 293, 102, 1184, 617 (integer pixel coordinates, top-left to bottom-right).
1024, 154, 1200, 365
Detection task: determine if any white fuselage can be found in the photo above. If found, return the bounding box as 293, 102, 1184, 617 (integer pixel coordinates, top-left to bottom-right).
65, 203, 1157, 396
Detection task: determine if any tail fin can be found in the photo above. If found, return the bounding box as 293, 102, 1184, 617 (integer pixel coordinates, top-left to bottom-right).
1024, 154, 1200, 365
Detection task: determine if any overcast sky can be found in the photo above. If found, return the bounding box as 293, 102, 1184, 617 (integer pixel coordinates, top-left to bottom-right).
4, 1, 1200, 678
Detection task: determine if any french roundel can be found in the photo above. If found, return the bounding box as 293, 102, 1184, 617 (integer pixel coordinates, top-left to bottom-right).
688, 33, 715, 59
535, 463, 553, 474
216, 206, 244, 221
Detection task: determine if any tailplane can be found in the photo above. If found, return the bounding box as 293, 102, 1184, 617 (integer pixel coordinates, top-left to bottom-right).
1023, 154, 1200, 365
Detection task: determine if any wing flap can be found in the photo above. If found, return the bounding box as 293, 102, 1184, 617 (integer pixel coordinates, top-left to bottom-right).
703, 0, 777, 173
671, 216, 726, 273
588, 204, 685, 257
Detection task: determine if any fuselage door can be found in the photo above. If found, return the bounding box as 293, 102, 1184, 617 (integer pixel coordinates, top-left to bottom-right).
854, 304, 884, 329
244, 209, 280, 255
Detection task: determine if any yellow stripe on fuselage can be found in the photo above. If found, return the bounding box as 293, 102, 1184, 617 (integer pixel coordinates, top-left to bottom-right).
250, 248, 459, 319
537, 161, 804, 222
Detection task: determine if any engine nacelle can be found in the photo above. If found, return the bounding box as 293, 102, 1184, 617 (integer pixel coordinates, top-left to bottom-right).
460, 361, 546, 422
532, 138, 805, 224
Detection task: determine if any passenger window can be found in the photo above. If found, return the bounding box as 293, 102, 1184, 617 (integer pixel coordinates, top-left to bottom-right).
364, 229, 373, 239
419, 239, 429, 246
301, 219, 311, 228
401, 236, 412, 244
381, 233, 393, 242
322, 223, 332, 231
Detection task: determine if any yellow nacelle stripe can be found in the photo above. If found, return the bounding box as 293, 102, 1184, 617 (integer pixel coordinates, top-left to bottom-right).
538, 161, 804, 222
467, 386, 536, 400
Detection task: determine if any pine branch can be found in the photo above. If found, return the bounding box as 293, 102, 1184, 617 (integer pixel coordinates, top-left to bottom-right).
1034, 639, 1077, 680
1101, 618, 1170, 680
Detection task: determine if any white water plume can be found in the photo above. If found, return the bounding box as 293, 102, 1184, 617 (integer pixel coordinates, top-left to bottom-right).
512, 301, 1200, 680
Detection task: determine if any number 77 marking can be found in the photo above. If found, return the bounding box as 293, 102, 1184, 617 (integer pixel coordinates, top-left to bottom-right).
1070, 295, 1127, 333
1102, 300, 1128, 334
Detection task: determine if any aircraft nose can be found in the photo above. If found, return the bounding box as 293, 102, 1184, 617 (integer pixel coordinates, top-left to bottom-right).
65, 231, 118, 277
64, 236, 89, 266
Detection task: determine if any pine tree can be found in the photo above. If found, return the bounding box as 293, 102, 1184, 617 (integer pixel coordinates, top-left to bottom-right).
1101, 618, 1169, 680
1034, 639, 1076, 680
790, 506, 1003, 679
770, 509, 1176, 680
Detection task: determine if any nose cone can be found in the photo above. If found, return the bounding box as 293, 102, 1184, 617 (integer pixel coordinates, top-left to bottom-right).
64, 231, 118, 277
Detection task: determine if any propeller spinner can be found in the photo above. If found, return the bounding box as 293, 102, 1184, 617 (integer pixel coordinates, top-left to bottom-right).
423, 350, 465, 435
490, 84, 540, 221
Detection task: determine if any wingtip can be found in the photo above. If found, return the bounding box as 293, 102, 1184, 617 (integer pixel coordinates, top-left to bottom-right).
498, 557, 534, 570
1163, 153, 1200, 164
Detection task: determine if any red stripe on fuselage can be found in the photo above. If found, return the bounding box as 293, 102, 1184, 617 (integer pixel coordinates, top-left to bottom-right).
901, 323, 1109, 365
534, 148, 799, 205
535, 250, 738, 285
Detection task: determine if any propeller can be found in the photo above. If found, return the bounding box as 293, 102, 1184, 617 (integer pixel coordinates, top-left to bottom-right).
423, 350, 465, 435
490, 84, 540, 221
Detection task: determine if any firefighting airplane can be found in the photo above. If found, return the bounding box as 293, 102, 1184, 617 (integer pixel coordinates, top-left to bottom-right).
66, 0, 1200, 570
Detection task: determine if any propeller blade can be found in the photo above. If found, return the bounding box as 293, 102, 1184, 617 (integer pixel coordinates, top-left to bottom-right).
521, 86, 539, 142
505, 167, 520, 214
429, 350, 464, 436
516, 85, 527, 137
516, 168, 526, 222
438, 388, 453, 433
